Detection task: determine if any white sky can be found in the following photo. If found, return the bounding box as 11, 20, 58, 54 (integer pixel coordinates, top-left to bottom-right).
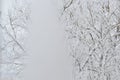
22, 0, 73, 80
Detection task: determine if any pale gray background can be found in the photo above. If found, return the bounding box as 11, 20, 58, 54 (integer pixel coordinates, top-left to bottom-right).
23, 0, 73, 80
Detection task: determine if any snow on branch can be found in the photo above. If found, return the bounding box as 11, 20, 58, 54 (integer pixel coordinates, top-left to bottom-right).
60, 0, 120, 80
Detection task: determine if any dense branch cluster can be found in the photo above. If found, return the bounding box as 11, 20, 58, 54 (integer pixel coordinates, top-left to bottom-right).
61, 0, 120, 80
0, 0, 30, 80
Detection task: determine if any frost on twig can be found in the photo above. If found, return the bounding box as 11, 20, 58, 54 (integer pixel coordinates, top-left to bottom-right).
0, 0, 30, 80
61, 0, 120, 80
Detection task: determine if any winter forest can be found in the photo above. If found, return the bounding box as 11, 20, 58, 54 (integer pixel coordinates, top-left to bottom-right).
60, 0, 120, 80
1, 0, 120, 80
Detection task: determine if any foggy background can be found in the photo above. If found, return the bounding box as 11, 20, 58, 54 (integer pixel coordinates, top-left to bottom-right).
22, 0, 73, 80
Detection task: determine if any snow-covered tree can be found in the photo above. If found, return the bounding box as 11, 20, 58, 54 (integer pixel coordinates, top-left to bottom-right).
61, 0, 120, 80
0, 0, 30, 80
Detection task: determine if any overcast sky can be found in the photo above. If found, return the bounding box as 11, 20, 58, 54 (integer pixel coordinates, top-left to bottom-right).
22, 0, 73, 80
